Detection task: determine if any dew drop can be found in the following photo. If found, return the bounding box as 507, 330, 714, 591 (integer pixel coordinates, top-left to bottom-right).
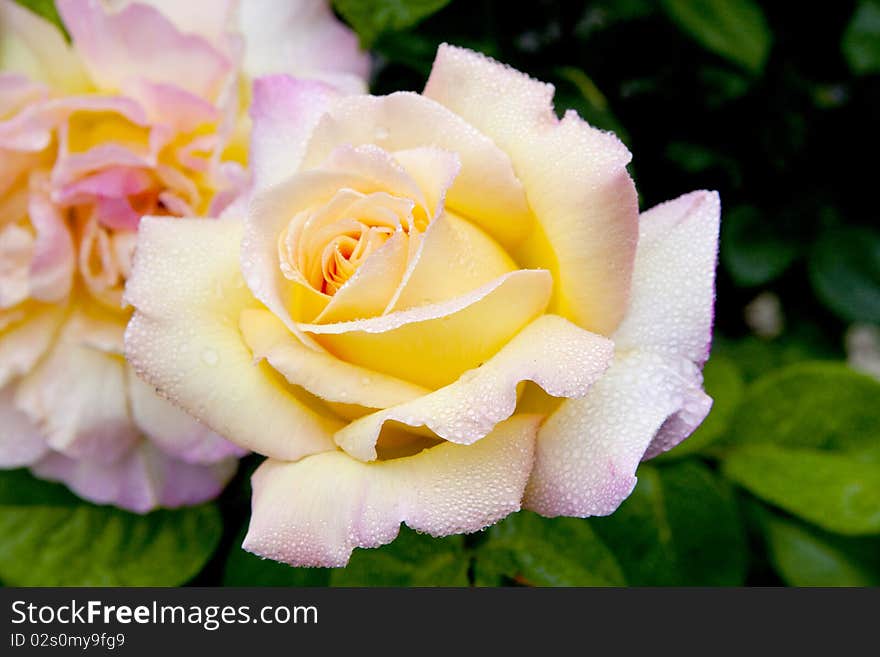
201, 348, 219, 366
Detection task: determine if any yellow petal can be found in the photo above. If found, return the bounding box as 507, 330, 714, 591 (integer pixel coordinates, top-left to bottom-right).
299, 269, 553, 389
301, 91, 534, 249
125, 217, 340, 461
334, 314, 613, 461
424, 44, 638, 335
388, 210, 517, 312
240, 308, 429, 410
243, 166, 416, 342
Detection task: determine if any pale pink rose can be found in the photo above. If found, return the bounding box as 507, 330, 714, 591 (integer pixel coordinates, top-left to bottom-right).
0, 0, 369, 512
125, 45, 719, 562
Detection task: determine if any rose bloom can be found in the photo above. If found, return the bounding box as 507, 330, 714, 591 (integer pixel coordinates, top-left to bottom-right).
126, 45, 719, 564
0, 0, 369, 511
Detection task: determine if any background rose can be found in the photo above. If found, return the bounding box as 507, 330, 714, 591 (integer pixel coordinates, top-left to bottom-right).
0, 0, 369, 511
125, 44, 719, 566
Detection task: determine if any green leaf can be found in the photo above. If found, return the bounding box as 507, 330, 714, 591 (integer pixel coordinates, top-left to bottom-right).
591, 461, 748, 585
721, 205, 799, 287
712, 326, 842, 384
13, 0, 66, 34
809, 227, 880, 324
843, 0, 880, 75
223, 526, 331, 586
657, 355, 744, 460
660, 0, 772, 74
0, 469, 222, 586
723, 445, 880, 536
331, 528, 468, 586
333, 0, 451, 48
720, 362, 880, 455
473, 511, 625, 586
719, 363, 880, 535
757, 507, 880, 586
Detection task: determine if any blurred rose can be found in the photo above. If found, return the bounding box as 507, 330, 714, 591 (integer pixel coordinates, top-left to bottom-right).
125, 45, 718, 562
0, 0, 369, 511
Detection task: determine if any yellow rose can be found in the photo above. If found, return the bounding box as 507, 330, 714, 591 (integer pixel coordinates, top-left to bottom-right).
125, 45, 719, 565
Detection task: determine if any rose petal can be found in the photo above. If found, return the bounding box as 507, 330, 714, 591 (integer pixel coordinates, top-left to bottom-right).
238, 0, 369, 90
315, 231, 410, 324
0, 223, 32, 308
334, 314, 613, 461
32, 441, 238, 513
301, 91, 535, 249
613, 191, 721, 365
0, 74, 47, 118
424, 44, 638, 336
28, 174, 75, 303
299, 269, 553, 389
243, 414, 539, 567
107, 0, 237, 45
240, 308, 429, 409
242, 161, 427, 340
121, 78, 220, 134
125, 216, 340, 461
0, 383, 48, 467
0, 305, 65, 388
57, 0, 231, 100
0, 0, 90, 92
127, 368, 247, 465
524, 351, 704, 517
248, 74, 340, 193
0, 74, 52, 151
387, 210, 517, 313
15, 309, 140, 463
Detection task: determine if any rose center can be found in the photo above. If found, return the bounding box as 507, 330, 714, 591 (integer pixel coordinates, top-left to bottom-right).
317, 222, 394, 295
279, 191, 417, 297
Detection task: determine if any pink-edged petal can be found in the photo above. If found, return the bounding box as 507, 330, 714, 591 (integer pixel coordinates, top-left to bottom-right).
0, 74, 51, 151
107, 0, 237, 45
121, 78, 220, 133
248, 74, 340, 193
424, 44, 638, 336
0, 384, 48, 467
238, 0, 370, 87
642, 381, 713, 460
0, 0, 90, 92
57, 0, 231, 100
32, 441, 238, 512
524, 351, 707, 517
613, 191, 721, 365
28, 173, 75, 302
125, 217, 340, 461
54, 166, 153, 207
15, 309, 140, 463
244, 414, 540, 567
127, 366, 247, 465
334, 314, 613, 461
0, 74, 47, 118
